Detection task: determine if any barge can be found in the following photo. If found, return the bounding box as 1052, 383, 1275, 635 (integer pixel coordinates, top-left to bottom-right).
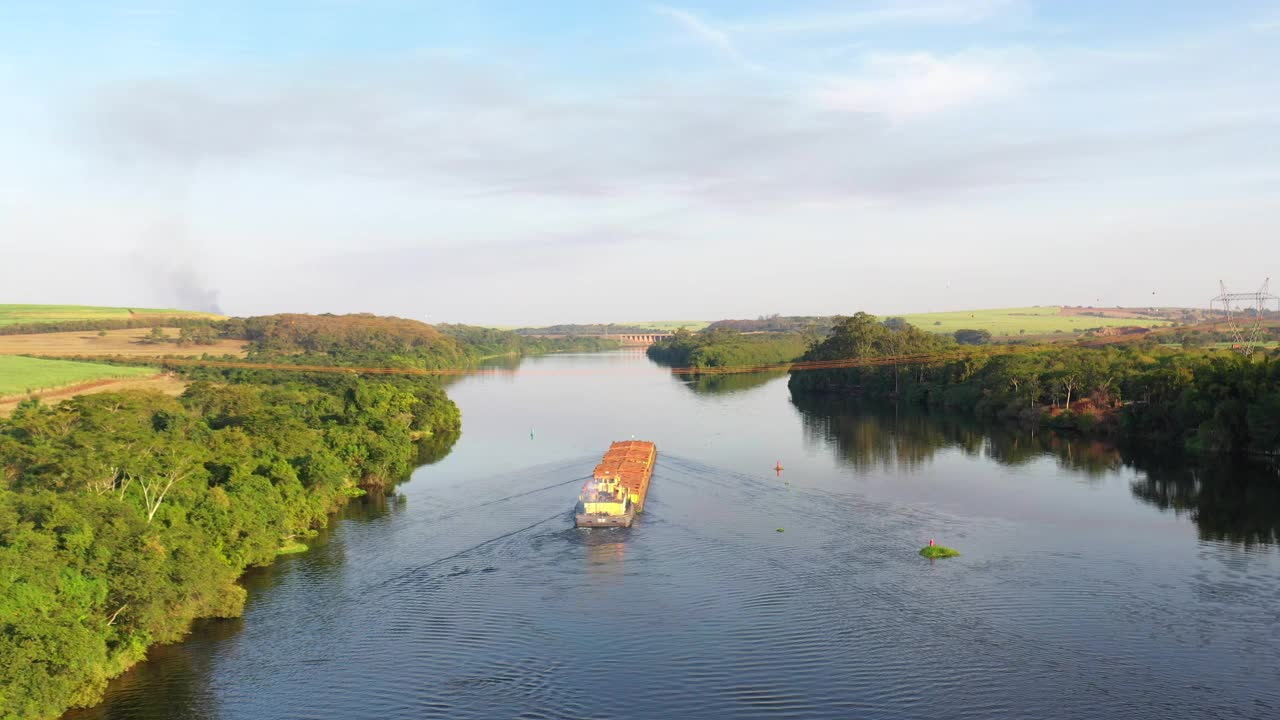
575, 440, 656, 528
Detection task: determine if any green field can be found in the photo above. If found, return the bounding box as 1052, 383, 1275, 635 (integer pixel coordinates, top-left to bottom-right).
0, 304, 221, 327
898, 307, 1171, 337
0, 355, 155, 397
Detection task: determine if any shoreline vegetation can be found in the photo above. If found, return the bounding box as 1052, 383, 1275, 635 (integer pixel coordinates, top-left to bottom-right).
648, 313, 1280, 457
646, 328, 809, 370
3, 308, 1277, 718
0, 312, 615, 720
786, 313, 1280, 457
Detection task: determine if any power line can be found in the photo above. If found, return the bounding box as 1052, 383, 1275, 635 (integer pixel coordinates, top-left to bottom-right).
1210, 278, 1280, 355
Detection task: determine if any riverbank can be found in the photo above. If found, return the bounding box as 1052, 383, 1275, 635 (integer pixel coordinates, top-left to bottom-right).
67, 348, 1280, 720
1, 374, 461, 720
787, 313, 1280, 456
3, 312, 639, 718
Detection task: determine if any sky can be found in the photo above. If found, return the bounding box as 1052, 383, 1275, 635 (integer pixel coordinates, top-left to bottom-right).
1, 0, 1277, 325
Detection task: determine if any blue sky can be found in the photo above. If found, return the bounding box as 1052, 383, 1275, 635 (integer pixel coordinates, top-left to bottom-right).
1, 1, 1277, 324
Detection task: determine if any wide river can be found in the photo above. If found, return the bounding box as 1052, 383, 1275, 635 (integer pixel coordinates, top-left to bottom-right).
70, 350, 1280, 720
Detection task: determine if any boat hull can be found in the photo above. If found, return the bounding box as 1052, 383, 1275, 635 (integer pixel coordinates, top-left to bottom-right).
575, 510, 635, 528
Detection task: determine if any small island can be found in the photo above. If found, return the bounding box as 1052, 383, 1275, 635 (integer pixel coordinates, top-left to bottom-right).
920, 545, 960, 559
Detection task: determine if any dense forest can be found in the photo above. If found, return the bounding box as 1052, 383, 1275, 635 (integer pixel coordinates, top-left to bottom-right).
646, 327, 810, 370
225, 314, 619, 365
0, 313, 582, 719
789, 313, 1280, 456
0, 372, 460, 719
0, 312, 629, 719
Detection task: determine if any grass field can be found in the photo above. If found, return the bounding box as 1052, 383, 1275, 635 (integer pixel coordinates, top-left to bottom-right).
899, 307, 1172, 337
0, 355, 157, 398
0, 327, 247, 358
0, 304, 222, 326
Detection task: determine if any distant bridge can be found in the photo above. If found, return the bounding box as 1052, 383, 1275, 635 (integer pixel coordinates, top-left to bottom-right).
526, 332, 673, 347
606, 333, 672, 346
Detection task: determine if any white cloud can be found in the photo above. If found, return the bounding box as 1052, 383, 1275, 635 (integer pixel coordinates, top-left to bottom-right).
814, 51, 1030, 117
733, 0, 1023, 35
652, 5, 761, 71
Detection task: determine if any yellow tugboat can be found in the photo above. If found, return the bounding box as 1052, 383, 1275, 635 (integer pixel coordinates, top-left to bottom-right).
575, 441, 656, 528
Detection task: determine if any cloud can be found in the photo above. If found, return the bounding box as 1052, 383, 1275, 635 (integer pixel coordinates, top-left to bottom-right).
732, 0, 1023, 35
815, 51, 1029, 117
651, 5, 763, 72
70, 29, 1274, 217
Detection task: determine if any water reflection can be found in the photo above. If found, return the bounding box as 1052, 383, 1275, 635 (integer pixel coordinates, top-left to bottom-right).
791, 393, 1280, 545
436, 355, 522, 389
61, 619, 239, 720
68, 351, 1280, 720
1131, 457, 1280, 545
580, 529, 627, 577
415, 429, 460, 466
671, 370, 789, 396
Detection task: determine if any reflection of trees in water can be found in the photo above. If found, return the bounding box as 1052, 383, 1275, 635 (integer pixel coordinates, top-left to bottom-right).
791, 394, 1123, 475
435, 356, 522, 389
416, 429, 460, 466
990, 430, 1123, 477
793, 395, 950, 472
62, 620, 238, 720
1129, 457, 1280, 546
791, 392, 1278, 545
673, 370, 788, 396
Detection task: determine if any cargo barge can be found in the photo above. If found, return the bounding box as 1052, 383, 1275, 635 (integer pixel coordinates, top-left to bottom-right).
575, 440, 656, 528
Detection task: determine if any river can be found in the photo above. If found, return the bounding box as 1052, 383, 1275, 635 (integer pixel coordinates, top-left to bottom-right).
67, 350, 1280, 719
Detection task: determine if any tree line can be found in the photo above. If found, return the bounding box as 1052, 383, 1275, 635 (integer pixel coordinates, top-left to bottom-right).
646, 327, 810, 370
0, 372, 460, 719
789, 313, 1280, 455
0, 313, 534, 719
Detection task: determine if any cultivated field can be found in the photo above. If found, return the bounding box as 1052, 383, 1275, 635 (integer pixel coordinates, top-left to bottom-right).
0, 371, 186, 417
899, 307, 1172, 337
0, 355, 157, 398
0, 327, 248, 358
0, 303, 222, 326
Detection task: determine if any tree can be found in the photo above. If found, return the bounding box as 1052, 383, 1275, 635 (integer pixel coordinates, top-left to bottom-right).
954, 328, 992, 345
882, 317, 909, 332
133, 444, 204, 523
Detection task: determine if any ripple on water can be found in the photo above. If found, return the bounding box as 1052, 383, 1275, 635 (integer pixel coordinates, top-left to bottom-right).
67, 427, 1280, 720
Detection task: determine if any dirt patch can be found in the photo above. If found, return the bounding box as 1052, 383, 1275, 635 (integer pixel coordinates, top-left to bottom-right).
0, 327, 247, 358
0, 374, 188, 417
